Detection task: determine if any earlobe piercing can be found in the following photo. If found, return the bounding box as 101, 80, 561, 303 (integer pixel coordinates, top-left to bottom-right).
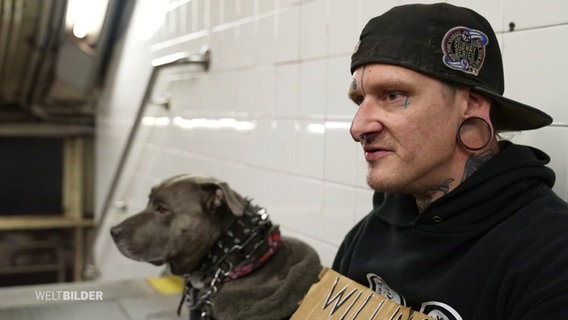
457, 117, 493, 151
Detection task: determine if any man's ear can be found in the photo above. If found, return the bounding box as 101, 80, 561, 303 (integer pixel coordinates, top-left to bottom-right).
465, 89, 493, 124
201, 182, 246, 216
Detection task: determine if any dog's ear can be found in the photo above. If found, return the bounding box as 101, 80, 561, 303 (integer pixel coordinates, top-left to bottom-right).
202, 182, 245, 216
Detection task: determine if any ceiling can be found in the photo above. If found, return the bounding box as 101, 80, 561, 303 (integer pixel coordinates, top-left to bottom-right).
0, 0, 131, 132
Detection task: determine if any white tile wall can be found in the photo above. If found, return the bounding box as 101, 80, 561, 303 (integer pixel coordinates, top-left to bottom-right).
503, 25, 568, 124
299, 59, 327, 116
300, 0, 327, 59
94, 0, 568, 281
328, 0, 362, 55
275, 7, 300, 63
503, 0, 568, 31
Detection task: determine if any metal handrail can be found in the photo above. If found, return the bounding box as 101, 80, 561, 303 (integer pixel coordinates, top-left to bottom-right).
83, 46, 211, 279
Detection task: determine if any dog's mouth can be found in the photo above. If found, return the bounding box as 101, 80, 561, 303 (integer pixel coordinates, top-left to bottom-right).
148, 259, 166, 266
115, 242, 167, 266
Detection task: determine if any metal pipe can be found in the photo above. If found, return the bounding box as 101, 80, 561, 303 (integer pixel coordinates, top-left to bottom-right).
83, 46, 211, 279
151, 46, 211, 70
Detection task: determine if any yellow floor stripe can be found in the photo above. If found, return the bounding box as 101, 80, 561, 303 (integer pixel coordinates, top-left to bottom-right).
147, 275, 184, 295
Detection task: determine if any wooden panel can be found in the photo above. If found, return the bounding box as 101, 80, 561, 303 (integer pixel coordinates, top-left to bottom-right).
0, 216, 93, 230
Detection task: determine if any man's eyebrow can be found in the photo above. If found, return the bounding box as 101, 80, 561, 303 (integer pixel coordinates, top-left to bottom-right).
363, 77, 416, 94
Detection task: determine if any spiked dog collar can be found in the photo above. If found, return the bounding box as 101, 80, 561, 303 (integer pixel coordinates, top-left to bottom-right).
177, 202, 282, 319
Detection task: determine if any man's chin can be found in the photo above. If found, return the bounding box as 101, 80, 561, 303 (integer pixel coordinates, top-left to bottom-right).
367, 174, 389, 192
367, 174, 402, 193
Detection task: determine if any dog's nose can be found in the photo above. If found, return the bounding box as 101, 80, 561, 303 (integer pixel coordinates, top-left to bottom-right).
110, 226, 122, 239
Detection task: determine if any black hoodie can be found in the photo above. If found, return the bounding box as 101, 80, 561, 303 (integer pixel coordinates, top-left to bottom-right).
333, 142, 568, 319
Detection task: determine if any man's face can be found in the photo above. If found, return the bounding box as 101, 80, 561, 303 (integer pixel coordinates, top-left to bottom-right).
349, 64, 465, 196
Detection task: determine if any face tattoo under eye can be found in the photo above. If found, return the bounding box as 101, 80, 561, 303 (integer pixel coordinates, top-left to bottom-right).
401, 96, 410, 108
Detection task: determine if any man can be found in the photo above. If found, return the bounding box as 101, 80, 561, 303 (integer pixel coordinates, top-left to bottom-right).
333, 3, 568, 319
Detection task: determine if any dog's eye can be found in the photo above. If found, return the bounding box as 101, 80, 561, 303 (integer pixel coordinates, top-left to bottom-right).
155, 203, 169, 214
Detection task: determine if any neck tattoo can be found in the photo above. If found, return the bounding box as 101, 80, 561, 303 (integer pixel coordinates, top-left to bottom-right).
417, 178, 454, 213
462, 150, 495, 181
416, 150, 496, 213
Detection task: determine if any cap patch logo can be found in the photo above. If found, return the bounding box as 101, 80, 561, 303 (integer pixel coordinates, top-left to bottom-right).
442, 26, 488, 76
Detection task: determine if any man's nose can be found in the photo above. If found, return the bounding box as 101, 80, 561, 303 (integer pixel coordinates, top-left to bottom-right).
350, 102, 382, 142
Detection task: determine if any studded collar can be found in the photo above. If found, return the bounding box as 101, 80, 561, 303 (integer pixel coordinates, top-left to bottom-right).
177, 202, 282, 319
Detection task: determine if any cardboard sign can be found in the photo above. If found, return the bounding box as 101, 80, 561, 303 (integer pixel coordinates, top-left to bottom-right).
291, 268, 433, 320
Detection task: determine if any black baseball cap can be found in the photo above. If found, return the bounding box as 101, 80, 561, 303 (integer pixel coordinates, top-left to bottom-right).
351, 3, 552, 131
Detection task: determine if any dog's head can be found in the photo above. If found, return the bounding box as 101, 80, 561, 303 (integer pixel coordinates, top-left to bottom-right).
111, 173, 246, 275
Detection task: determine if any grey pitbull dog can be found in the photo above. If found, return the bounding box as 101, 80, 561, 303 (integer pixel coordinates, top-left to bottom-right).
111, 173, 322, 320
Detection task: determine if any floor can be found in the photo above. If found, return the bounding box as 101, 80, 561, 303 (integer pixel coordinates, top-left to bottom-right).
0, 276, 188, 320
